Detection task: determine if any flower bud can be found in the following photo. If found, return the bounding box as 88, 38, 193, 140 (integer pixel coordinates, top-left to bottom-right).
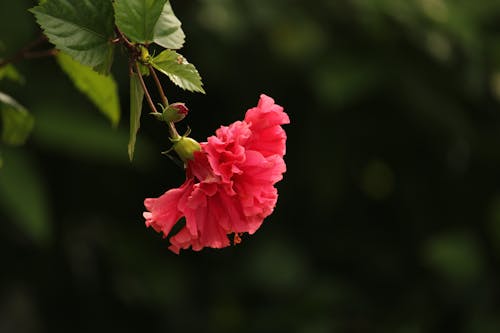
163, 103, 188, 123
139, 45, 151, 64
173, 136, 201, 161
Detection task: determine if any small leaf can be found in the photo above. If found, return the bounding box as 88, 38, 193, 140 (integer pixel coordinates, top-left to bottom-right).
0, 148, 51, 245
30, 0, 115, 73
114, 0, 168, 44
153, 1, 185, 49
114, 0, 185, 49
150, 50, 205, 93
128, 72, 145, 161
57, 52, 120, 126
0, 64, 24, 84
0, 92, 34, 145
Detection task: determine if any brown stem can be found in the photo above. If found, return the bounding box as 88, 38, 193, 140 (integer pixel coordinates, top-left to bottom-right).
134, 62, 158, 114
167, 122, 180, 139
24, 49, 59, 59
148, 65, 169, 106
0, 34, 50, 68
147, 66, 180, 138
120, 28, 179, 140
115, 26, 137, 54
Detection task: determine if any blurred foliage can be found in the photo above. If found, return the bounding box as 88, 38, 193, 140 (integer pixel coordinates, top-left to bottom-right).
1, 0, 500, 332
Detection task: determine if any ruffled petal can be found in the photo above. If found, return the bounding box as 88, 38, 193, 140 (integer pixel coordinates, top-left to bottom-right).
204, 121, 251, 182
143, 179, 193, 237
244, 94, 290, 131
244, 94, 289, 158
143, 94, 288, 253
171, 191, 231, 250
169, 227, 203, 254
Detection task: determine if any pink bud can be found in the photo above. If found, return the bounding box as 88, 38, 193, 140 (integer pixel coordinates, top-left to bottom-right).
171, 103, 189, 115
162, 103, 188, 123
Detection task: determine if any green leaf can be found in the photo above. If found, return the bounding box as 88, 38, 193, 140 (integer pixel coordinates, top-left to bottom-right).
56, 52, 120, 126
0, 148, 51, 245
30, 0, 115, 73
128, 72, 145, 161
0, 64, 24, 84
114, 0, 167, 44
150, 50, 205, 93
153, 1, 185, 49
32, 102, 155, 168
0, 92, 34, 145
114, 0, 185, 49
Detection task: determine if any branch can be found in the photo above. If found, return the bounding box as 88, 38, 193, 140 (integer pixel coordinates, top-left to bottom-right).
0, 35, 50, 68
134, 62, 158, 114
114, 26, 137, 55
148, 65, 169, 106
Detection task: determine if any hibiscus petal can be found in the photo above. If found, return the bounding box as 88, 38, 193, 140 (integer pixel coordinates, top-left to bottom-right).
169, 227, 202, 253
244, 94, 290, 132
143, 94, 288, 253
185, 194, 231, 248
143, 180, 193, 237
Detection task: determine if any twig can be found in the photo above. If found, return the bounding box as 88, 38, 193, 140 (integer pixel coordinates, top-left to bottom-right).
134, 62, 158, 114
24, 49, 59, 59
148, 65, 169, 106
0, 34, 50, 68
115, 26, 137, 54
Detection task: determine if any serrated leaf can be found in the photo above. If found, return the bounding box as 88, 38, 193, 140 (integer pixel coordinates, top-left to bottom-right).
114, 0, 167, 44
30, 0, 115, 73
0, 92, 34, 145
0, 64, 24, 84
114, 0, 185, 49
128, 72, 145, 161
0, 149, 51, 245
56, 52, 120, 126
150, 50, 205, 93
153, 1, 185, 49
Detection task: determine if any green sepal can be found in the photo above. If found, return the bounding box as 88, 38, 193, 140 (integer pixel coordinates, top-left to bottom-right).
172, 136, 201, 162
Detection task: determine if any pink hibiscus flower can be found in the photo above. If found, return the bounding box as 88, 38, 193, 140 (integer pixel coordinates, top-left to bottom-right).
143, 94, 289, 253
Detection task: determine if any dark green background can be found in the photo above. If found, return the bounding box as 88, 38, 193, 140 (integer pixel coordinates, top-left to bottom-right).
1, 0, 500, 332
